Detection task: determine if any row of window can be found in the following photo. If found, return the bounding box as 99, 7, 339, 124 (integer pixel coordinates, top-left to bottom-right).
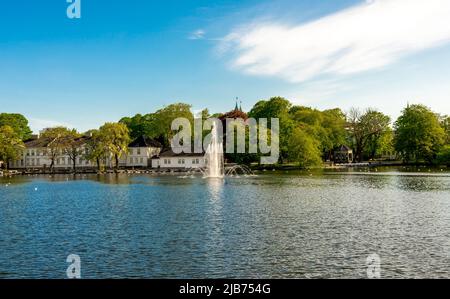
26, 148, 90, 156
162, 158, 204, 165
129, 148, 142, 155
129, 157, 145, 164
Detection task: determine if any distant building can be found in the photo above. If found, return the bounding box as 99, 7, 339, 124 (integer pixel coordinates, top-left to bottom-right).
126, 136, 162, 168
8, 135, 162, 171
151, 148, 206, 169
333, 145, 353, 164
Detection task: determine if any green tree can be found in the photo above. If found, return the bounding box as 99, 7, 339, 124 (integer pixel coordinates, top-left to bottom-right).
84, 129, 108, 172
249, 97, 294, 163
119, 113, 155, 140
98, 122, 130, 171
149, 103, 194, 146
348, 108, 391, 162
436, 145, 450, 166
0, 125, 24, 170
289, 106, 347, 160
121, 103, 194, 147
394, 104, 446, 163
368, 128, 395, 159
440, 115, 450, 144
40, 127, 73, 173
0, 113, 33, 140
287, 127, 322, 168
63, 129, 83, 173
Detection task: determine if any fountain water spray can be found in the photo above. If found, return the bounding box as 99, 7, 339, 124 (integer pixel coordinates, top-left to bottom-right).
204, 121, 224, 178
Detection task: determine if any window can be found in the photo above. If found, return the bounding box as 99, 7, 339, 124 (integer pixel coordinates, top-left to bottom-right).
135, 157, 139, 164
137, 148, 141, 155
37, 159, 40, 166
140, 157, 143, 164
130, 158, 133, 164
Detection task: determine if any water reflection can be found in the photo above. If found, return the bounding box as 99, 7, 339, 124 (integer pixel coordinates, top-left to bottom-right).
1, 169, 450, 278
206, 178, 223, 202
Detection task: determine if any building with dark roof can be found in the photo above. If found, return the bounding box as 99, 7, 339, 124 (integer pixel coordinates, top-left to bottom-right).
126, 135, 162, 168
151, 147, 206, 169
8, 134, 163, 170
333, 145, 353, 164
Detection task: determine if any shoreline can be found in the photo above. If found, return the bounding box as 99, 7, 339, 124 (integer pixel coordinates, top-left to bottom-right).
1, 162, 449, 177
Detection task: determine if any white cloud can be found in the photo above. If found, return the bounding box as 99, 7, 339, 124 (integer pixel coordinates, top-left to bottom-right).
219, 0, 450, 83
28, 118, 74, 134
189, 29, 206, 40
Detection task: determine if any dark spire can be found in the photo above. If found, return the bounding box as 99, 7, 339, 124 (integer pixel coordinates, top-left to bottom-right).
235, 97, 239, 111
239, 100, 242, 112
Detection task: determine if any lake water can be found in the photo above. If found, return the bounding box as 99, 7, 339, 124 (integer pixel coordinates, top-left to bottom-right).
1, 168, 450, 279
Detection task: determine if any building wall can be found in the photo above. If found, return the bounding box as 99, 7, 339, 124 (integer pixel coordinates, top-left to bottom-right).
152, 156, 206, 169
125, 147, 161, 167
9, 145, 161, 170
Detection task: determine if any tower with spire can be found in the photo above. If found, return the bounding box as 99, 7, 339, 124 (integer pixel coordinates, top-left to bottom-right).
219, 97, 248, 121
234, 97, 243, 112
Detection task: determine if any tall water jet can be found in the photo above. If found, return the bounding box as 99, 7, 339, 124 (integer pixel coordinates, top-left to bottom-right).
204, 121, 224, 178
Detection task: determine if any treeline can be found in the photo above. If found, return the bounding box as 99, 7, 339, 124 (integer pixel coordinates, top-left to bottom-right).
1, 98, 449, 170
118, 97, 450, 167
247, 97, 449, 166
0, 115, 131, 172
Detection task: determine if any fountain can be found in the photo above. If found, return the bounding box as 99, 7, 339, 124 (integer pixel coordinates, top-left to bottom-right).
225, 165, 256, 177
204, 121, 224, 178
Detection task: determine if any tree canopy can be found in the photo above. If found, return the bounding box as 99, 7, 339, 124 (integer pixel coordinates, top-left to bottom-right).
394, 104, 446, 163
0, 125, 24, 169
0, 113, 32, 141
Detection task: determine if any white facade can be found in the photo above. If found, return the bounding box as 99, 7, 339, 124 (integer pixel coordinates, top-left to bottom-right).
9, 136, 162, 170
151, 156, 206, 169
9, 146, 95, 170
125, 146, 161, 168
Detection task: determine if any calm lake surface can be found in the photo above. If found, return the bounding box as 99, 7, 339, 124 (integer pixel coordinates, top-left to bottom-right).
1, 167, 450, 279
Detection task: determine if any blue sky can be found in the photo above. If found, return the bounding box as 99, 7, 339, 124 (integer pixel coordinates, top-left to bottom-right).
1, 0, 450, 133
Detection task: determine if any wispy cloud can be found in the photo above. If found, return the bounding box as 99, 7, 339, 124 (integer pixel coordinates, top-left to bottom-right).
188, 29, 206, 40
219, 0, 450, 83
28, 118, 74, 134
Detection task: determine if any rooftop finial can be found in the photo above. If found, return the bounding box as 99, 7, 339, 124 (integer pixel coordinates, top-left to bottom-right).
235, 97, 239, 111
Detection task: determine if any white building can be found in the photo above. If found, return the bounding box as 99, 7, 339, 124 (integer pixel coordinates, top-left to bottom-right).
125, 135, 162, 168
9, 135, 162, 171
151, 148, 206, 169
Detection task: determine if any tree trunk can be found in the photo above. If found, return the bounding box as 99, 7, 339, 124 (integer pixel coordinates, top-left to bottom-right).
96, 157, 101, 172
115, 154, 119, 172
73, 157, 77, 174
